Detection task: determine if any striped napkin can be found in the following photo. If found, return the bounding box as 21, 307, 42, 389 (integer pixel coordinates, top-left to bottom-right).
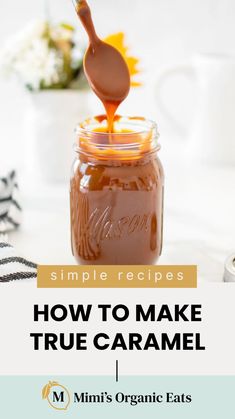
0, 242, 37, 282
0, 171, 37, 283
0, 170, 21, 231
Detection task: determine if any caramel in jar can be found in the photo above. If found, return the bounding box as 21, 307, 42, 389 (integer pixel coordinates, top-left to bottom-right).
70, 116, 164, 265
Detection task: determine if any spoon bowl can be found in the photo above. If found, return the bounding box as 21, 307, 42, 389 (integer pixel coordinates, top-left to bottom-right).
84, 40, 130, 103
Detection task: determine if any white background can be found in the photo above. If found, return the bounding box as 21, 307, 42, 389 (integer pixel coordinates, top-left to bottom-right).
2, 0, 235, 159
0, 283, 234, 376
0, 0, 235, 163
0, 1, 235, 377
0, 1, 234, 280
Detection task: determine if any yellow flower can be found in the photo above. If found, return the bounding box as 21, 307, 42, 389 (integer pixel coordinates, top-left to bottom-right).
104, 32, 141, 86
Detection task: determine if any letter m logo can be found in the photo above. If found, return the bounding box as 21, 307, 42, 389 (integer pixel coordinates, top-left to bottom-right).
53, 391, 64, 403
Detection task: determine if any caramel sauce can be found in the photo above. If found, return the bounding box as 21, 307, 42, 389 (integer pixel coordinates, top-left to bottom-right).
78, 116, 154, 160
70, 150, 164, 264
70, 3, 164, 265
75, 0, 130, 132
71, 114, 164, 265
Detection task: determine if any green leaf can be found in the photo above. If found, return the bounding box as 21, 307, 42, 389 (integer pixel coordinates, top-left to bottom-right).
60, 23, 75, 31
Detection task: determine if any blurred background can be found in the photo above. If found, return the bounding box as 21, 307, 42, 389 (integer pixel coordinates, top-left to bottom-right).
2, 0, 235, 164
0, 0, 234, 280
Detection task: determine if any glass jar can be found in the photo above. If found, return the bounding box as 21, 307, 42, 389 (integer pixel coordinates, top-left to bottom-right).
70, 115, 164, 265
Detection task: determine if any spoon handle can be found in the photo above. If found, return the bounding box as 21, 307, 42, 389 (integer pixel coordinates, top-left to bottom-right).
71, 0, 99, 45
71, 0, 81, 9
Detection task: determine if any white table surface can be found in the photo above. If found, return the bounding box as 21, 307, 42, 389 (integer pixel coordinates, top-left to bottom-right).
7, 154, 235, 283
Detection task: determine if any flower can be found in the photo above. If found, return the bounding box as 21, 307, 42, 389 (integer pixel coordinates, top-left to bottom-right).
0, 20, 84, 91
0, 24, 141, 91
104, 32, 141, 86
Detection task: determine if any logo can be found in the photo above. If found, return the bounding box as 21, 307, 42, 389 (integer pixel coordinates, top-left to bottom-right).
42, 381, 71, 411
73, 201, 153, 260
41, 383, 193, 409
84, 207, 151, 241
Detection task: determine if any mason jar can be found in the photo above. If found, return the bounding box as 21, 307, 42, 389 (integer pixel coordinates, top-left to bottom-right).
70, 115, 164, 265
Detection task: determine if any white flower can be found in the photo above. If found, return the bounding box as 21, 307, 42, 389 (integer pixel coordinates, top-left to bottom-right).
12, 37, 63, 90
71, 45, 83, 68
0, 20, 83, 90
51, 25, 74, 43
0, 20, 47, 70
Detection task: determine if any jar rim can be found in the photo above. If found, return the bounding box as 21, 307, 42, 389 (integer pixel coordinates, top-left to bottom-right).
76, 115, 159, 137
75, 115, 160, 160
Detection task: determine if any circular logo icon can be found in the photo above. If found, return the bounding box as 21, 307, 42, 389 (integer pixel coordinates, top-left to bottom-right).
42, 381, 71, 411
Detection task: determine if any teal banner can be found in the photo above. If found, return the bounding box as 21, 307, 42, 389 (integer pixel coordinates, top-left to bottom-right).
0, 375, 233, 418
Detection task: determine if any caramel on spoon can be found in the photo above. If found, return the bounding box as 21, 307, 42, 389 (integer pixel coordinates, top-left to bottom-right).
72, 0, 131, 132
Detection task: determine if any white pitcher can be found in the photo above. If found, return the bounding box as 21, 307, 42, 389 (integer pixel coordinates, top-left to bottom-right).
156, 53, 235, 166
22, 89, 91, 183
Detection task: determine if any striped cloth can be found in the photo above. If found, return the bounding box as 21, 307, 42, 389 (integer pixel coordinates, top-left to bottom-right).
0, 171, 37, 283
0, 171, 21, 232
0, 242, 37, 283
